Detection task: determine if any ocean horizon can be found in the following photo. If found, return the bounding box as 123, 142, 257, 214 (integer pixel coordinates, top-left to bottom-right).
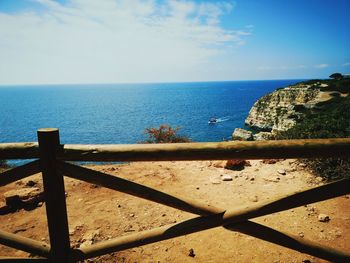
1, 79, 304, 144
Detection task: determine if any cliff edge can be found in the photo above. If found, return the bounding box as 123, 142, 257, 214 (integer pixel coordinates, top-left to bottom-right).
245, 81, 334, 133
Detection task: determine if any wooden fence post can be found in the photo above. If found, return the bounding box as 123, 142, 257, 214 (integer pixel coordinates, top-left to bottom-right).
38, 128, 70, 262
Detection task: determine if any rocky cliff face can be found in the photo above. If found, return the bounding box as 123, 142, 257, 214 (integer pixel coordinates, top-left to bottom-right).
245, 83, 326, 132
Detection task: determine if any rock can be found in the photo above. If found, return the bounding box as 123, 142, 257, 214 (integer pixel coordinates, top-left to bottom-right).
298, 163, 307, 168
318, 214, 330, 222
25, 180, 37, 187
69, 229, 75, 236
262, 159, 278, 164
210, 178, 221, 184
315, 177, 324, 183
211, 161, 226, 168
232, 128, 253, 141
225, 160, 251, 171
306, 206, 317, 216
81, 229, 100, 245
188, 248, 195, 257
253, 132, 275, 141
277, 169, 286, 175
299, 232, 304, 238
249, 195, 258, 202
222, 175, 233, 181
4, 188, 44, 208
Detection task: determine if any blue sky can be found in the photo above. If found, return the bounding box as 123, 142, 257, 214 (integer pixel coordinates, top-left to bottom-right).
0, 0, 349, 84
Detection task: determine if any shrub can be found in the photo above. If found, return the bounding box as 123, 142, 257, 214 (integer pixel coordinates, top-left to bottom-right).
275, 93, 350, 181
142, 125, 191, 143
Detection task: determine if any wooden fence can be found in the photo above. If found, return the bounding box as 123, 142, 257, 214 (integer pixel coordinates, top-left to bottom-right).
0, 128, 350, 262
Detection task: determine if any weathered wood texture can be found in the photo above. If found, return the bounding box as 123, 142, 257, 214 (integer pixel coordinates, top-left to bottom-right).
226, 221, 350, 263
71, 175, 350, 261
0, 258, 48, 262
1, 130, 350, 262
60, 138, 350, 161
37, 129, 70, 263
1, 138, 350, 161
72, 219, 350, 262
0, 160, 41, 187
0, 229, 50, 258
0, 143, 39, 159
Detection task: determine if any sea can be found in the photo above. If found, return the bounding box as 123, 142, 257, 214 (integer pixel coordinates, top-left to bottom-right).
0, 80, 303, 145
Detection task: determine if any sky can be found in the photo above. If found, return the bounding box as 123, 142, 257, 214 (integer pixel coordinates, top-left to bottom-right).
0, 0, 349, 85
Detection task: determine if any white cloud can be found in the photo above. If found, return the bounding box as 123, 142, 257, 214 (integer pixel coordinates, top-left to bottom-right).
314, 63, 328, 68
342, 62, 350, 67
0, 0, 251, 84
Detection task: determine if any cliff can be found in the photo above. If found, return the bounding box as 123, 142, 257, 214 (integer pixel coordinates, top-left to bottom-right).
245, 82, 331, 133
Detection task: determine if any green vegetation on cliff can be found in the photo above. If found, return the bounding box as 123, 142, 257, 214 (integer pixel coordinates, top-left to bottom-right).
276, 77, 350, 180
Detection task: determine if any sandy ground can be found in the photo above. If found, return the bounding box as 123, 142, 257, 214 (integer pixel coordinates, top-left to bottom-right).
0, 159, 349, 262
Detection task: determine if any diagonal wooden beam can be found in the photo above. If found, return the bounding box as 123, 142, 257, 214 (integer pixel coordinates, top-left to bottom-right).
71, 215, 350, 262
225, 221, 350, 263
0, 229, 50, 258
0, 160, 41, 187
68, 170, 350, 261
58, 161, 223, 215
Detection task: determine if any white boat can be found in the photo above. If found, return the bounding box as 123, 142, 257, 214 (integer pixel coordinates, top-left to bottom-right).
208, 117, 217, 124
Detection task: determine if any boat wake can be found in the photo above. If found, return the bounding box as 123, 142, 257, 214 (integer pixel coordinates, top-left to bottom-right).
216, 116, 230, 123
208, 116, 231, 124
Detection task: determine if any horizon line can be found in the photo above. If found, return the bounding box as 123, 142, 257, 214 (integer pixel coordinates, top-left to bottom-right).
0, 77, 314, 87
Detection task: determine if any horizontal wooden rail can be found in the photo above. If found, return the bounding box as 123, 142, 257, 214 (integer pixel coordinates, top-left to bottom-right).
0, 160, 41, 187
1, 132, 350, 262
59, 138, 350, 161
0, 229, 50, 258
0, 143, 39, 159
1, 138, 350, 161
0, 258, 48, 262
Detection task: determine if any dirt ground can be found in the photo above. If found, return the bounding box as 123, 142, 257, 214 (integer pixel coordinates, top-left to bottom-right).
1, 159, 349, 262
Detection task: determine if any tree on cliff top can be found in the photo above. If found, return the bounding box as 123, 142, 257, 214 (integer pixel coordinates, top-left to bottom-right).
142, 125, 191, 143
329, 73, 343, 80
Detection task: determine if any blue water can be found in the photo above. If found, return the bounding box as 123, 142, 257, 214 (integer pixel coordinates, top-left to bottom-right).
0, 80, 302, 144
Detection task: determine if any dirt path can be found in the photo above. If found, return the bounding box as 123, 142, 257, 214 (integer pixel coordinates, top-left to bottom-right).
1, 160, 349, 262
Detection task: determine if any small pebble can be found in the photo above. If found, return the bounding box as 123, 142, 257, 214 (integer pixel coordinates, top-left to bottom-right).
188, 248, 195, 257
277, 169, 286, 175
222, 175, 233, 181
318, 214, 330, 222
